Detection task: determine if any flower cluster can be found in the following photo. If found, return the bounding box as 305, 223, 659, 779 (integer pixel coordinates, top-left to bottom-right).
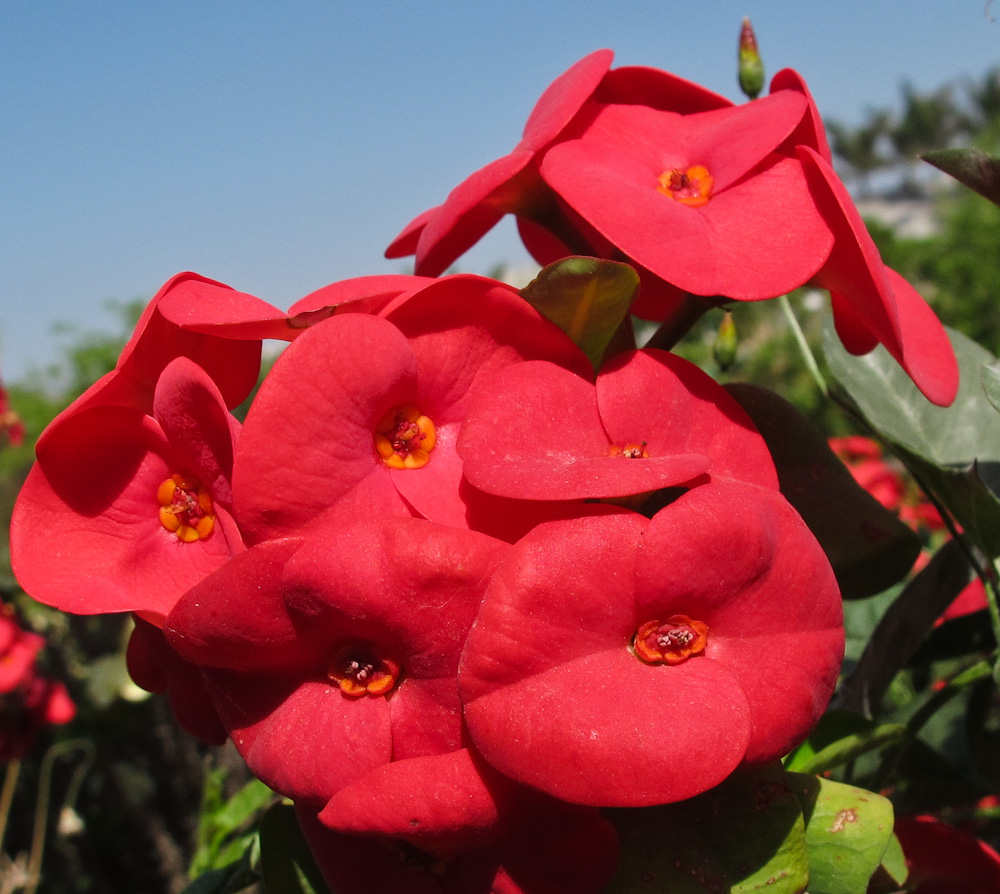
10, 43, 964, 894
0, 605, 75, 762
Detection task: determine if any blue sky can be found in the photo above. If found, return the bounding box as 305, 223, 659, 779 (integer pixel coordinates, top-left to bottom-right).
3, 1, 999, 382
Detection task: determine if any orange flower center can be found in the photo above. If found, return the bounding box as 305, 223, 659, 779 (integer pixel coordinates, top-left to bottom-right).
656, 164, 713, 207
374, 405, 437, 470
157, 474, 215, 542
607, 441, 648, 459
327, 643, 401, 698
633, 614, 709, 665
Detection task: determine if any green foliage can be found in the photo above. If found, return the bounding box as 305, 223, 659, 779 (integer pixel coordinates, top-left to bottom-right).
189, 770, 277, 882
520, 257, 639, 371
258, 804, 328, 894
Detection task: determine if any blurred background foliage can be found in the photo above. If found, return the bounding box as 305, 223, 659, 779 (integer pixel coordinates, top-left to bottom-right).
3, 65, 1000, 893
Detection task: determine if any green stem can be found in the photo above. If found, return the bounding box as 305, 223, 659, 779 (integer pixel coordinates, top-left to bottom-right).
0, 760, 22, 857
643, 293, 713, 352
779, 294, 828, 397
24, 739, 93, 894
874, 656, 994, 790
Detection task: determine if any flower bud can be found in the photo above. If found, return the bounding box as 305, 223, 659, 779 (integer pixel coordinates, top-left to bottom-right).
713, 311, 738, 371
738, 17, 765, 100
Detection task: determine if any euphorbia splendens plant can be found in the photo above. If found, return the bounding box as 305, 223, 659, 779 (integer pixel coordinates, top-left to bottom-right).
12, 20, 995, 894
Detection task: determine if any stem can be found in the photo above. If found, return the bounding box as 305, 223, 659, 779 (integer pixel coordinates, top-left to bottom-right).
643, 293, 713, 352
779, 294, 827, 397
24, 739, 93, 894
0, 760, 22, 856
874, 656, 993, 790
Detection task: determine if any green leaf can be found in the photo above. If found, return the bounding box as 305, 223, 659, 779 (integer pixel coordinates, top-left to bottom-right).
726, 383, 920, 598
823, 324, 1000, 466
839, 539, 973, 716
191, 772, 277, 878
606, 763, 809, 894
786, 774, 894, 894
785, 711, 907, 775
859, 833, 908, 894
922, 147, 1000, 206
519, 257, 639, 370
823, 323, 1000, 560
789, 723, 906, 776
259, 803, 329, 894
983, 360, 1000, 415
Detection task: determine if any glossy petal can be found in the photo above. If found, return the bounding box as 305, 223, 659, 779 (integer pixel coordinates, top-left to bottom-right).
636, 482, 844, 763
232, 313, 415, 542
458, 360, 710, 500
542, 137, 832, 299
11, 361, 242, 620
459, 511, 753, 806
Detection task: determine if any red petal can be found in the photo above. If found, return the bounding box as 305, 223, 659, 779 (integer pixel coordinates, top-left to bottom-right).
458, 361, 708, 500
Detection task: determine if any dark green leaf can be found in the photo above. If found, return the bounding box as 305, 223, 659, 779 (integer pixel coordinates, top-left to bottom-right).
726, 383, 920, 598
259, 803, 329, 894
788, 723, 906, 776
839, 540, 973, 717
823, 323, 1000, 560
181, 845, 260, 894
606, 763, 809, 894
787, 774, 894, 894
191, 772, 276, 878
865, 833, 909, 894
823, 324, 1000, 466
520, 257, 639, 370
922, 147, 1000, 206
982, 360, 1000, 414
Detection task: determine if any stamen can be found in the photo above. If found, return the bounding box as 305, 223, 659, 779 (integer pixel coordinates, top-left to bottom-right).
608, 441, 648, 459
633, 614, 709, 665
327, 643, 401, 698
157, 474, 216, 542
374, 405, 437, 470
656, 164, 713, 207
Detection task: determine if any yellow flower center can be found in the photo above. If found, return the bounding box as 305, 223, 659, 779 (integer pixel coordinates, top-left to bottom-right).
157, 474, 215, 542
374, 405, 437, 470
656, 164, 714, 207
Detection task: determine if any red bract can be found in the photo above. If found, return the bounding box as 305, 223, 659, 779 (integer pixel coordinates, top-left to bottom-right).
458, 348, 777, 502
164, 517, 508, 805
798, 147, 958, 406
301, 750, 618, 894
895, 816, 1000, 893
36, 275, 279, 457
539, 92, 832, 302
11, 357, 243, 622
386, 49, 729, 277
459, 481, 843, 807
125, 617, 226, 744
232, 275, 591, 542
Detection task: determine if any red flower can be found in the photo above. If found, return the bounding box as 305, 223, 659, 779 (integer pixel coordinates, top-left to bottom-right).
895, 816, 1000, 893
459, 481, 843, 807
458, 348, 778, 502
11, 357, 243, 622
36, 274, 281, 455
231, 275, 591, 543
164, 516, 508, 805
386, 49, 729, 278
300, 750, 618, 894
538, 92, 832, 302
0, 606, 75, 760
